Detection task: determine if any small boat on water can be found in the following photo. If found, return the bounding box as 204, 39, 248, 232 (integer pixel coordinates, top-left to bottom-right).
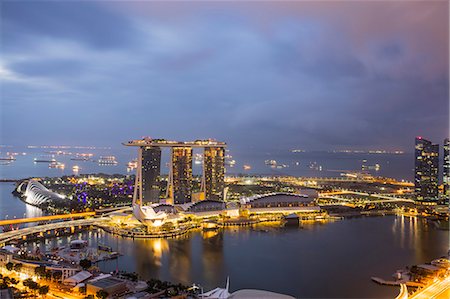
0, 156, 16, 161
98, 244, 112, 252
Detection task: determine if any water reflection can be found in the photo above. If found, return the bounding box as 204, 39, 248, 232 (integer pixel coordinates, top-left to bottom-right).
391, 215, 446, 264
202, 230, 224, 286
16, 216, 449, 298
25, 202, 43, 218
151, 239, 169, 260
167, 235, 192, 284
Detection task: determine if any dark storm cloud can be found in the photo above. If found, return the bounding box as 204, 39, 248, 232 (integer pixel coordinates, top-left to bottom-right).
0, 1, 448, 151
1, 1, 136, 51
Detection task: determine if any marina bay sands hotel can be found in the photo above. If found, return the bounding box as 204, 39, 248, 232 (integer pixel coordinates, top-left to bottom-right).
123, 138, 226, 205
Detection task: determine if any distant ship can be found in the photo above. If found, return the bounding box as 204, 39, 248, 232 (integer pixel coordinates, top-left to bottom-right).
70, 157, 91, 161
49, 161, 65, 169
362, 160, 381, 171
275, 164, 289, 169
72, 165, 80, 172
309, 161, 322, 171
71, 153, 93, 161
265, 160, 277, 166
0, 156, 16, 161
34, 158, 56, 163
225, 154, 236, 167
194, 153, 203, 165
98, 156, 118, 165
127, 159, 137, 172
243, 165, 251, 170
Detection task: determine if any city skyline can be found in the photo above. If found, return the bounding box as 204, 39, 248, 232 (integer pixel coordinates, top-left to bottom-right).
0, 2, 449, 298
1, 1, 449, 152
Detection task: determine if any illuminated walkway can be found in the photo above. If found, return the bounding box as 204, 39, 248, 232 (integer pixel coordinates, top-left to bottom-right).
410, 276, 450, 299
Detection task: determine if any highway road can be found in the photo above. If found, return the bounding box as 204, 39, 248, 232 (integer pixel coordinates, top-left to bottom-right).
410, 276, 450, 299
395, 284, 408, 299
0, 218, 106, 245
0, 212, 96, 226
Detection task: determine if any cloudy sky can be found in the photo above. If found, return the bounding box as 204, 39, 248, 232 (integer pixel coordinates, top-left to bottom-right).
0, 0, 448, 152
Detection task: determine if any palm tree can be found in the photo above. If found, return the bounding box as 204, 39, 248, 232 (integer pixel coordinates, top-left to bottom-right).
52, 271, 62, 282
23, 278, 39, 298
35, 266, 46, 279
39, 285, 49, 298
13, 263, 22, 273
79, 259, 92, 270
5, 262, 14, 271
95, 290, 109, 299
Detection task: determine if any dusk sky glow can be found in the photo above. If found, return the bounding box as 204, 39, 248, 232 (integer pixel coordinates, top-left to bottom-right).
0, 0, 448, 152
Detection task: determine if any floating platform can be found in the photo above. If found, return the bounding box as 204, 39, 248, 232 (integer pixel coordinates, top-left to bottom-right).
371, 277, 424, 287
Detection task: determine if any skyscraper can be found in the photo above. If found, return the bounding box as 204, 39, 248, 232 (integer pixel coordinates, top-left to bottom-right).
171, 147, 193, 204
444, 138, 450, 198
141, 147, 161, 204
124, 138, 226, 205
414, 137, 439, 201
203, 147, 225, 200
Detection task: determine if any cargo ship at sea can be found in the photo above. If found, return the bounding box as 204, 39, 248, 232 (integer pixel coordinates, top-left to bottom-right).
98, 156, 118, 165
34, 158, 56, 163
71, 153, 93, 161
49, 161, 65, 169
0, 155, 16, 161
70, 157, 91, 161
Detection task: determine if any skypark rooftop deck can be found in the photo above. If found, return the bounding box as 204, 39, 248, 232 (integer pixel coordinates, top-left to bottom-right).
123, 138, 226, 148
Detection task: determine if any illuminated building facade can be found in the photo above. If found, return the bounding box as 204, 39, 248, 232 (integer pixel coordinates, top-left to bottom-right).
444, 138, 450, 197
414, 137, 439, 201
170, 147, 193, 204
124, 138, 226, 213
203, 147, 225, 200
141, 147, 161, 204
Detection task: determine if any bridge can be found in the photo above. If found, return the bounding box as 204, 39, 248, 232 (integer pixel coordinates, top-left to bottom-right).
226, 175, 414, 187
0, 212, 96, 226
0, 218, 106, 246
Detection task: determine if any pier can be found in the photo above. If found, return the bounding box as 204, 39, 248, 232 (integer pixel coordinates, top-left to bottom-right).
371, 277, 424, 288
